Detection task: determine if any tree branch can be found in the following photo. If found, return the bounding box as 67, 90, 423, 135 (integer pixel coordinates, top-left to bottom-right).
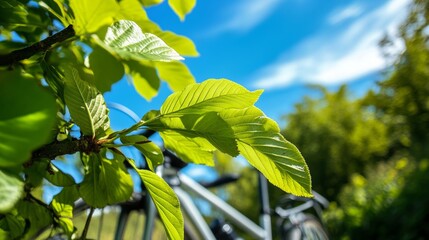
31, 137, 93, 160
0, 25, 76, 66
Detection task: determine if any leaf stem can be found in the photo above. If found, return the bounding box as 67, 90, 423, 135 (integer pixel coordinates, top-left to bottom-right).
80, 207, 95, 240
0, 25, 76, 66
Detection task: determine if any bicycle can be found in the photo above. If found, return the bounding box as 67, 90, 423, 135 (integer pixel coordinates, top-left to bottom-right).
36, 104, 329, 240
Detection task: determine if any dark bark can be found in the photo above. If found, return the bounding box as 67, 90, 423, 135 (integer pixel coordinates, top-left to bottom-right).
31, 137, 93, 160
0, 25, 75, 66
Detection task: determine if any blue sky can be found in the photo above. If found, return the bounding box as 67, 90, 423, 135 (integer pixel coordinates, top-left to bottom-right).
105, 0, 411, 129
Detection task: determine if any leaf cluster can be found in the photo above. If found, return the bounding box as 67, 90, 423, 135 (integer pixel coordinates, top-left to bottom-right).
0, 0, 312, 239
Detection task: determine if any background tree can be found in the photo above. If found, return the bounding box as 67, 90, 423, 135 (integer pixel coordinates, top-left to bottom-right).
365, 0, 429, 160
281, 85, 388, 200
324, 0, 429, 238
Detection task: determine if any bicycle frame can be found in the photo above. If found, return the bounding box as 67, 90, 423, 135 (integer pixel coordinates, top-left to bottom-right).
177, 172, 271, 240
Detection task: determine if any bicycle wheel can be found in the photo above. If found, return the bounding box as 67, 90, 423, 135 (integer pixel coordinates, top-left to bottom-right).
280, 213, 329, 240
34, 195, 199, 240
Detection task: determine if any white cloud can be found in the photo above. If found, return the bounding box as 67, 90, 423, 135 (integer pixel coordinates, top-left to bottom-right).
206, 0, 281, 36
328, 4, 363, 25
253, 0, 411, 90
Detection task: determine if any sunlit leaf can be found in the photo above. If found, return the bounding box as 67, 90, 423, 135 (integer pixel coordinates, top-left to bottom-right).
64, 67, 110, 138
51, 186, 79, 236
79, 152, 133, 208
0, 70, 56, 167
168, 0, 196, 21
118, 0, 161, 33
69, 0, 118, 34
221, 107, 313, 197
155, 61, 195, 91
142, 80, 264, 164
129, 161, 183, 240
160, 79, 262, 116
121, 135, 163, 170
0, 170, 23, 213
146, 113, 238, 160
117, 0, 197, 58
155, 31, 199, 57
89, 46, 125, 93
140, 0, 164, 6
159, 130, 214, 165
119, 0, 149, 21
103, 20, 183, 62
125, 60, 160, 100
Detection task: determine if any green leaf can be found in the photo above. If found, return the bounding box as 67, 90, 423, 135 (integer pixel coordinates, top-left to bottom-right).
155, 61, 195, 91
69, 0, 118, 34
130, 162, 183, 240
146, 113, 238, 162
0, 210, 25, 239
142, 80, 264, 164
160, 79, 263, 116
64, 67, 110, 138
168, 0, 196, 21
57, 216, 74, 236
103, 20, 184, 62
51, 186, 79, 236
38, 0, 69, 27
159, 130, 214, 165
140, 0, 164, 6
125, 60, 160, 101
119, 0, 149, 21
88, 46, 125, 93
0, 0, 28, 30
79, 152, 133, 208
41, 61, 65, 108
45, 163, 76, 187
155, 31, 199, 57
54, 186, 80, 204
16, 200, 53, 237
23, 159, 47, 187
118, 0, 161, 33
121, 135, 163, 171
0, 70, 56, 167
0, 170, 23, 213
221, 107, 312, 197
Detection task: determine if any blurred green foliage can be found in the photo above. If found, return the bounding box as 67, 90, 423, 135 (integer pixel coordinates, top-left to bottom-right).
365, 0, 429, 159
322, 0, 429, 238
325, 159, 429, 239
281, 86, 389, 200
